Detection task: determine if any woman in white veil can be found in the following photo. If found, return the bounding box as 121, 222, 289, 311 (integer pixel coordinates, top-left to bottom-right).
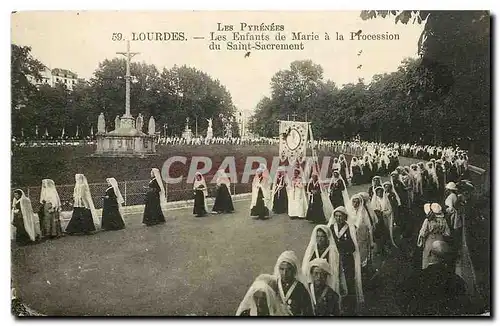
236, 279, 290, 316
66, 174, 98, 235
349, 157, 363, 186
212, 169, 235, 214
328, 169, 350, 210
349, 193, 374, 268
250, 165, 272, 219
371, 186, 398, 250
142, 168, 166, 226
327, 206, 364, 314
273, 250, 314, 316
39, 179, 63, 238
270, 166, 289, 214
11, 189, 38, 245
302, 225, 340, 297
193, 172, 209, 217
101, 177, 125, 230
306, 258, 341, 316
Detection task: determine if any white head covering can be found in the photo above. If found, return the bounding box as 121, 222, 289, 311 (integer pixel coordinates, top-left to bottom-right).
302, 225, 340, 295
106, 178, 124, 204
73, 174, 99, 226
235, 280, 290, 316
151, 168, 167, 206
446, 182, 458, 191
193, 172, 208, 196
383, 181, 401, 206
12, 189, 38, 241
40, 179, 61, 210
274, 250, 314, 314
326, 206, 364, 304
215, 169, 231, 194
328, 170, 350, 210
274, 250, 308, 286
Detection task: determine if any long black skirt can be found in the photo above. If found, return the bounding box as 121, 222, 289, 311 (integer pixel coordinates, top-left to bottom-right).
193, 190, 207, 217
250, 188, 269, 218
306, 193, 326, 224
13, 213, 33, 245
66, 207, 96, 234
143, 191, 166, 226
102, 199, 125, 231
273, 188, 288, 214
212, 185, 234, 213
330, 191, 344, 210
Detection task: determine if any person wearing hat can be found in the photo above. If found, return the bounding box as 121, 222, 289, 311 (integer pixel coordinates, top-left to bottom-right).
417, 203, 451, 269
368, 176, 382, 199
444, 182, 459, 225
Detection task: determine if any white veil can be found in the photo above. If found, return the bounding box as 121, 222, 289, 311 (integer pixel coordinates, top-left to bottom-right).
327, 206, 364, 305
250, 166, 272, 210
273, 250, 314, 313
301, 225, 340, 296
73, 174, 99, 226
152, 168, 167, 206
327, 170, 350, 210
12, 189, 38, 241
106, 177, 125, 222
215, 169, 231, 195
40, 179, 62, 211
235, 280, 290, 316
270, 166, 290, 209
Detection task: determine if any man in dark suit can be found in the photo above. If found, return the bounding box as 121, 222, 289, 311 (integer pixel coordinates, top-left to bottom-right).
398, 240, 471, 316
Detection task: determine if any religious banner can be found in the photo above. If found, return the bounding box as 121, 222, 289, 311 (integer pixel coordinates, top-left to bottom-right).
278, 120, 309, 164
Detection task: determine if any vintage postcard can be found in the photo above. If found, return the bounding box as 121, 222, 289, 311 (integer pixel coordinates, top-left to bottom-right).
10, 10, 490, 317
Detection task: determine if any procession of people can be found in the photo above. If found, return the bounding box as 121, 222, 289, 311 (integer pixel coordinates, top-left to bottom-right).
11, 139, 481, 316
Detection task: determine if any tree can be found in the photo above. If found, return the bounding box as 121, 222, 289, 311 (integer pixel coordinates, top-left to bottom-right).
11, 44, 45, 137
360, 10, 490, 153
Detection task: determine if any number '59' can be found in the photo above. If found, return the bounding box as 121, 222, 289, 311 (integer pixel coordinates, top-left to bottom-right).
112, 33, 123, 41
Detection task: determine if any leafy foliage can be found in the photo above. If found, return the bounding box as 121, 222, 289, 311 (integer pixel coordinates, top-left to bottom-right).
249, 11, 490, 154
11, 50, 238, 138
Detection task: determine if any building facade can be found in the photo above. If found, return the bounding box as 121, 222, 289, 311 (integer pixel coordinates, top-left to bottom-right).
28, 66, 79, 91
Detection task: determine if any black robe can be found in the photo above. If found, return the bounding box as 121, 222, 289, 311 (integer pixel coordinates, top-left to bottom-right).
142, 178, 166, 226
278, 280, 314, 316
331, 223, 357, 315
329, 179, 345, 209
12, 202, 32, 245
306, 181, 326, 224
212, 183, 234, 213
102, 187, 125, 230
193, 187, 207, 217
350, 165, 362, 185
272, 176, 288, 214
339, 161, 348, 182
66, 200, 96, 235
311, 284, 340, 316
250, 187, 270, 218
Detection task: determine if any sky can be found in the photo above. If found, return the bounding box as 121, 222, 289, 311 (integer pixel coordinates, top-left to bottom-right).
11, 11, 425, 114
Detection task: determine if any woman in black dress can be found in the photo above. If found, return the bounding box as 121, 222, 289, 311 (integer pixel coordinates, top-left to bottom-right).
328, 206, 364, 315
212, 169, 235, 214
328, 170, 349, 210
101, 177, 125, 230
250, 167, 271, 219
193, 172, 208, 217
271, 167, 289, 214
11, 189, 37, 246
349, 157, 363, 186
143, 168, 166, 226
306, 173, 326, 224
66, 174, 98, 235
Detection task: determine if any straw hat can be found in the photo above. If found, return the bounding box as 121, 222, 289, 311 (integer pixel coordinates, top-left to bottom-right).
445, 182, 458, 191
430, 203, 444, 217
